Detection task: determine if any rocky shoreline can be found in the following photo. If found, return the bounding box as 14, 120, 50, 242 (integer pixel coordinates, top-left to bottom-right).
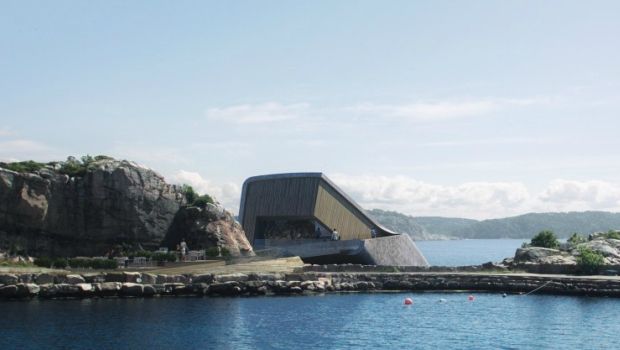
2, 269, 620, 300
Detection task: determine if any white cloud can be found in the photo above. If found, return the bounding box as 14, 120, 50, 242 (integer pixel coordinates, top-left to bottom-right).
329, 174, 620, 219
421, 137, 555, 147
330, 174, 531, 219
205, 102, 309, 124
539, 180, 620, 209
346, 97, 544, 122
171, 170, 241, 213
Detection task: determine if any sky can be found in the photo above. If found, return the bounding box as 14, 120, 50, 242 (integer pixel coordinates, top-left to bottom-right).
1, 1, 619, 219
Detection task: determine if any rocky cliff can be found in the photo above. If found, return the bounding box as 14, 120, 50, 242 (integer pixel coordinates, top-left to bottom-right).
163, 204, 254, 256
0, 157, 253, 257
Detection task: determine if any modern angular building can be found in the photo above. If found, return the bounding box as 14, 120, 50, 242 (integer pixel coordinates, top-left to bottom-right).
239, 173, 428, 266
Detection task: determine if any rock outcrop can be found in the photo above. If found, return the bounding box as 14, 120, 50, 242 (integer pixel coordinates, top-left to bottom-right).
163, 203, 254, 256
506, 237, 620, 273
0, 157, 253, 257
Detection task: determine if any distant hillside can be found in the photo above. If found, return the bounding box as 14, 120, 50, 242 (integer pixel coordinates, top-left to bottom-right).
368, 209, 620, 240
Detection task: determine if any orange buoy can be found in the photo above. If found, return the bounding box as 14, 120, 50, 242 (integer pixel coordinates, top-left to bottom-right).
404, 297, 413, 305
468, 295, 475, 301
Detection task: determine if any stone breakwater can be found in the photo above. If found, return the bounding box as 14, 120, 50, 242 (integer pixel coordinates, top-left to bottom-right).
2, 270, 620, 299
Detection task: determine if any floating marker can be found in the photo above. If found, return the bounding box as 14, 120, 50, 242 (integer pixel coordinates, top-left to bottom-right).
438, 298, 447, 303
468, 295, 475, 301
502, 293, 507, 298
404, 297, 413, 305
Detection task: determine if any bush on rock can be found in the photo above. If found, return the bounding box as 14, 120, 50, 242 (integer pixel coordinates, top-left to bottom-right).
530, 230, 560, 249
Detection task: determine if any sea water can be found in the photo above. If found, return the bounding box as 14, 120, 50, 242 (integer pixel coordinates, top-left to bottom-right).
416, 238, 527, 266
1, 293, 618, 349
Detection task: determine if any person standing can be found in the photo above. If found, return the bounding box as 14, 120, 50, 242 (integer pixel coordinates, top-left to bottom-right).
371, 228, 377, 239
331, 228, 340, 241
180, 239, 188, 261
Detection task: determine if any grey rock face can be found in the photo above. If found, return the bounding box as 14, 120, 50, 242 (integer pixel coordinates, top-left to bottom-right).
515, 247, 562, 262
162, 205, 254, 257
0, 159, 186, 256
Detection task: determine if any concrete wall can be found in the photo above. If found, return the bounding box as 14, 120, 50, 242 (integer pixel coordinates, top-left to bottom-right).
263, 235, 428, 267
361, 235, 429, 266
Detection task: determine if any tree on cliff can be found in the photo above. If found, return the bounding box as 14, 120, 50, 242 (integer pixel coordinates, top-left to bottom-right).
181, 184, 215, 208
530, 230, 560, 249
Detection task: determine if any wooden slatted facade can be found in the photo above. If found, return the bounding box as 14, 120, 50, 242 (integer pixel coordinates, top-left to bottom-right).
239, 173, 395, 244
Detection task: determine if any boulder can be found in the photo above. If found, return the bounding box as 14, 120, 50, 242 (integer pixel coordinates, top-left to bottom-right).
289, 286, 303, 294
208, 281, 243, 296
19, 283, 40, 296
156, 275, 174, 284
82, 273, 106, 283
124, 272, 142, 283
66, 274, 86, 284
18, 274, 34, 283
140, 273, 157, 285
0, 274, 18, 285
0, 285, 18, 298
40, 284, 83, 298
120, 283, 143, 297
192, 274, 214, 284
104, 273, 126, 283
75, 283, 94, 296
95, 282, 122, 296
215, 273, 248, 283
35, 273, 55, 284
142, 284, 157, 297
515, 247, 562, 262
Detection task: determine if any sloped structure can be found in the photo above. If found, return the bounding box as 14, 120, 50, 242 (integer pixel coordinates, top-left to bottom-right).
239, 173, 428, 266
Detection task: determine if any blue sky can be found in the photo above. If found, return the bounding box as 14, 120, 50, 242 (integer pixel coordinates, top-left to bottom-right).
1, 1, 619, 218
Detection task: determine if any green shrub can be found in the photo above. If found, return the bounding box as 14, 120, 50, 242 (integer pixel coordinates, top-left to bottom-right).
530, 230, 559, 249
0, 160, 47, 173
68, 258, 90, 269
89, 259, 118, 270
568, 233, 586, 246
52, 258, 68, 269
205, 247, 220, 257
577, 247, 604, 275
605, 230, 620, 240
181, 184, 197, 204
193, 194, 215, 208
220, 247, 231, 258
94, 155, 114, 161
127, 250, 153, 259
34, 257, 53, 268
152, 252, 177, 262
59, 156, 87, 177
181, 184, 216, 207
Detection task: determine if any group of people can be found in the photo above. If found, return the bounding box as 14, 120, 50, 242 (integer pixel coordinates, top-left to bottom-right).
315, 226, 378, 241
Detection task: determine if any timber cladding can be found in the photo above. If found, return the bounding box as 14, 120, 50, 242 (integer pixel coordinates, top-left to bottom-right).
239, 173, 395, 244
314, 182, 372, 240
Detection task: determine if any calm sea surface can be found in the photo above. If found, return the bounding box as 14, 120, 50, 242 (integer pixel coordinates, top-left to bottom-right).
1, 293, 618, 349
416, 238, 527, 266
1, 239, 618, 350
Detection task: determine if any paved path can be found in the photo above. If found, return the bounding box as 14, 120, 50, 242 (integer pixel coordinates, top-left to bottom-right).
139, 257, 304, 275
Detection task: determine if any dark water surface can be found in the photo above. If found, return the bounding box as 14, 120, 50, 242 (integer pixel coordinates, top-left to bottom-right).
1, 293, 618, 350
